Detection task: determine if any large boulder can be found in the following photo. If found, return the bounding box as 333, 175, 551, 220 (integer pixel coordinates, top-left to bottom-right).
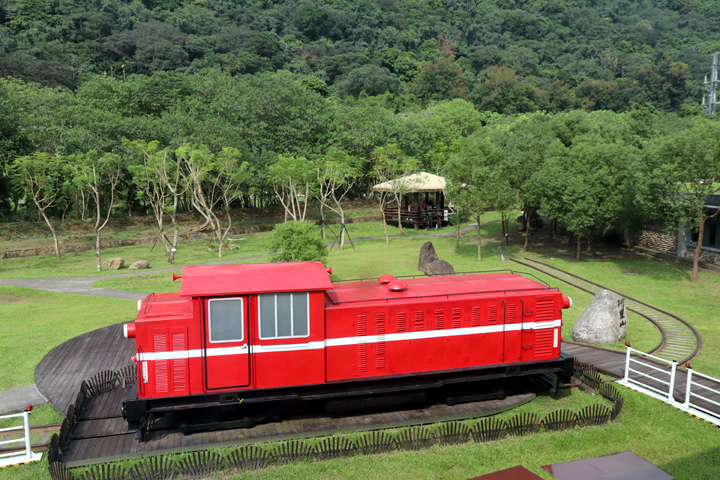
572, 289, 627, 345
103, 257, 125, 270
418, 241, 439, 272
424, 260, 455, 276
129, 260, 151, 270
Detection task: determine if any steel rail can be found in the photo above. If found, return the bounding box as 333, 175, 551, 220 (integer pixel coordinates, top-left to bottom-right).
0, 423, 60, 455
510, 258, 701, 365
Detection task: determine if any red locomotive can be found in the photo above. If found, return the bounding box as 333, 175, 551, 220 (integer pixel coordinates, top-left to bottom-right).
122, 262, 573, 434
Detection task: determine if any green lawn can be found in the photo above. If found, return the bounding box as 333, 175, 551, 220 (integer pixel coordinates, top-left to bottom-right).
1, 214, 720, 479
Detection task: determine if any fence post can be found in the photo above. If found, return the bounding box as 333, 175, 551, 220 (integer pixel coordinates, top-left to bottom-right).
622, 343, 632, 383
668, 360, 677, 403
683, 365, 693, 410
23, 409, 31, 460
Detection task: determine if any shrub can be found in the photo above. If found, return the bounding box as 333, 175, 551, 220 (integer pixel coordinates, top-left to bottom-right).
268, 221, 328, 264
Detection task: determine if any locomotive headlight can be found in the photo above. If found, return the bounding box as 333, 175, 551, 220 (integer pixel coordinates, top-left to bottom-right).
137, 299, 142, 311
561, 296, 572, 309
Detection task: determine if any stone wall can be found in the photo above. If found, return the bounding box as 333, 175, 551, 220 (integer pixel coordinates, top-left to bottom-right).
634, 226, 677, 253
633, 224, 720, 268
680, 245, 720, 267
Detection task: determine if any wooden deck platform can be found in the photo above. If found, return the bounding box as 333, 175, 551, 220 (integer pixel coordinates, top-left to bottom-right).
35, 323, 135, 414
63, 386, 536, 467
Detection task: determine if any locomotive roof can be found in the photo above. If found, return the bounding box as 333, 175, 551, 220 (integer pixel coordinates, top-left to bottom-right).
326, 272, 554, 305
179, 261, 333, 297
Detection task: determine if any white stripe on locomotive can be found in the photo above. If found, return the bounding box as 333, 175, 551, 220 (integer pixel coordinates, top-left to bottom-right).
136, 320, 561, 361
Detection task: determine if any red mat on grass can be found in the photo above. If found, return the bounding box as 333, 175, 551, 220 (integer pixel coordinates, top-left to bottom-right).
542, 451, 674, 480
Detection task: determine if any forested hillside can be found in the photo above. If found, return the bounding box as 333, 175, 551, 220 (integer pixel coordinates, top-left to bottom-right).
2, 0, 720, 278
2, 0, 720, 111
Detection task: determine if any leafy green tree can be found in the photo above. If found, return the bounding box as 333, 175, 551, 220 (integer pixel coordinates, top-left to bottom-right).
68, 150, 123, 271
314, 148, 361, 249
294, 4, 330, 41
125, 139, 185, 263
471, 66, 541, 114
444, 141, 502, 261
529, 112, 638, 259
267, 154, 313, 222
372, 144, 419, 240
15, 153, 65, 259
409, 57, 470, 103
268, 220, 328, 264
176, 144, 251, 258
642, 121, 720, 282
335, 64, 402, 98
486, 113, 555, 252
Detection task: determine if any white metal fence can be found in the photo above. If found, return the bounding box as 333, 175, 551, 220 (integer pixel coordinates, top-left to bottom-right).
618, 345, 720, 426
0, 408, 42, 467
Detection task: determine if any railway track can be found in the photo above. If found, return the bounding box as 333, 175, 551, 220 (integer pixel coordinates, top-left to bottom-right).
0, 423, 60, 455
511, 258, 701, 364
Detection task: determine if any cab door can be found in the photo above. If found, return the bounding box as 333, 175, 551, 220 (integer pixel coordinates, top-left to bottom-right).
203, 297, 251, 390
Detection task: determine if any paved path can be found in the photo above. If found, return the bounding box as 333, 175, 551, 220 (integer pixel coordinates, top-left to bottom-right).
0, 227, 477, 301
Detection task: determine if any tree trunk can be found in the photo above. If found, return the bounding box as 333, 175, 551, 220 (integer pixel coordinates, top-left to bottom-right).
476, 214, 482, 261
167, 225, 179, 264
380, 195, 389, 245
692, 216, 706, 283
397, 201, 404, 235
576, 236, 581, 261
40, 211, 61, 260
549, 219, 554, 240
523, 205, 531, 252
339, 213, 346, 251
95, 231, 102, 271
320, 203, 326, 240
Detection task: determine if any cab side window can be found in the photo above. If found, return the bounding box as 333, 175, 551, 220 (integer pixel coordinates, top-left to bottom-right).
208, 298, 244, 343
258, 292, 309, 339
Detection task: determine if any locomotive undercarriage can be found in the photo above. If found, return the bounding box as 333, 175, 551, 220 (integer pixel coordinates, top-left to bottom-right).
123, 354, 573, 439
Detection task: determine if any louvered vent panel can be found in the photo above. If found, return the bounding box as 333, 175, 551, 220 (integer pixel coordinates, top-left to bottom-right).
488, 306, 498, 325
171, 332, 188, 393
452, 308, 461, 328
397, 312, 407, 332
376, 314, 386, 357
534, 329, 554, 359
414, 311, 424, 331
472, 307, 481, 327
507, 304, 518, 323
358, 315, 367, 336
358, 315, 367, 373
536, 299, 555, 322
358, 343, 367, 373
435, 309, 444, 330
153, 333, 169, 393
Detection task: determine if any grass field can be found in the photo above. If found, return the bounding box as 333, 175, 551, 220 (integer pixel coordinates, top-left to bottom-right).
1, 213, 720, 479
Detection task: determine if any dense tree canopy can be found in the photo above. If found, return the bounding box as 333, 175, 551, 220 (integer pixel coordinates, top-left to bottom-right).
0, 0, 718, 112
3, 0, 720, 277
